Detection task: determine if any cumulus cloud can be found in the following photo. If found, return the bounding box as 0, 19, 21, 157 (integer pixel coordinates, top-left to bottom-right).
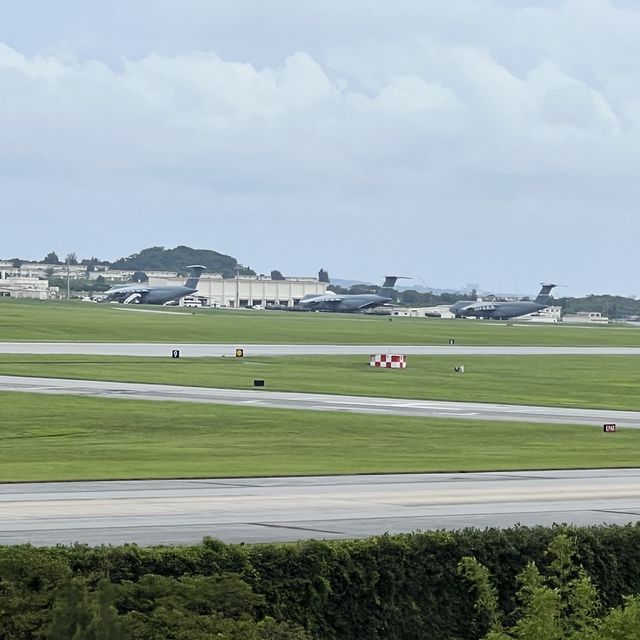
1, 0, 639, 294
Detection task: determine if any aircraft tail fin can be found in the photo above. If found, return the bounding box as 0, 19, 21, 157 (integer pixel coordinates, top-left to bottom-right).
184, 265, 206, 289
379, 275, 410, 298
535, 283, 557, 304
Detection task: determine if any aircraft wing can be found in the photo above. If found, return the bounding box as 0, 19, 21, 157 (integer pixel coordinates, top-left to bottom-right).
459, 302, 497, 312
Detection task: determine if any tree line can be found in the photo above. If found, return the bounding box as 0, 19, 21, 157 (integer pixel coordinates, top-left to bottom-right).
4, 524, 640, 639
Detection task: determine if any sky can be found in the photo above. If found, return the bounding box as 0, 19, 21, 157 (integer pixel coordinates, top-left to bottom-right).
1, 1, 639, 297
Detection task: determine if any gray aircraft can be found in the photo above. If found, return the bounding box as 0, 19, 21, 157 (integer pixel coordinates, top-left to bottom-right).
449, 283, 558, 320
297, 276, 401, 313
101, 265, 206, 305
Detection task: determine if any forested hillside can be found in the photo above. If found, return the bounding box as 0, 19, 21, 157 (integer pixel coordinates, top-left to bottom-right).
111, 246, 255, 277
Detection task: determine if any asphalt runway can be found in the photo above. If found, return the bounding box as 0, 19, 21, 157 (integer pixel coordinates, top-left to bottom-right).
2, 342, 640, 356
1, 374, 638, 426
2, 470, 640, 546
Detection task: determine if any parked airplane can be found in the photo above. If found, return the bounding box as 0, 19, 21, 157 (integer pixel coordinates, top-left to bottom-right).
298, 276, 402, 312
101, 266, 206, 305
449, 283, 558, 320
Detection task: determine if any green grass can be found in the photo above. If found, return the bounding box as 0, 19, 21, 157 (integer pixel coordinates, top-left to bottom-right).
2, 298, 640, 345
3, 299, 639, 482
2, 354, 640, 411
1, 392, 639, 482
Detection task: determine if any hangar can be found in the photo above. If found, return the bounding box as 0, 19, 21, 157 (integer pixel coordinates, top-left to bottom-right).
146, 273, 327, 308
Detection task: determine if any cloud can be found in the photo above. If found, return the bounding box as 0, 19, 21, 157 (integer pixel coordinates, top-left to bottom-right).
0, 0, 639, 294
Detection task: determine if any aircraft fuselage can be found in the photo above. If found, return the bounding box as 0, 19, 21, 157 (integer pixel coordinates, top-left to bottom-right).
105, 285, 197, 305
449, 301, 548, 320
299, 294, 391, 312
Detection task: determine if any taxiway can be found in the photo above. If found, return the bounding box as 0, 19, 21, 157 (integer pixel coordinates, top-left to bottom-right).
1, 342, 640, 357
1, 374, 637, 426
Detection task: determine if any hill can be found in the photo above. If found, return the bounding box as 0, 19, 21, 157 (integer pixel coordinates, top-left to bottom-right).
111, 246, 255, 277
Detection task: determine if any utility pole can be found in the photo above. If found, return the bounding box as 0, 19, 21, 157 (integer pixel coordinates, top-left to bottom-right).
66, 257, 70, 300
235, 266, 240, 309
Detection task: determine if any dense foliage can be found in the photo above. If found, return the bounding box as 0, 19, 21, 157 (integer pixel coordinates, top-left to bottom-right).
460, 534, 640, 639
111, 246, 255, 277
553, 295, 640, 319
3, 525, 640, 639
49, 277, 111, 293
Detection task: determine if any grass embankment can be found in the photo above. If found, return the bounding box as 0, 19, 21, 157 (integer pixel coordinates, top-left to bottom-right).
1, 392, 639, 482
2, 354, 640, 410
2, 298, 640, 345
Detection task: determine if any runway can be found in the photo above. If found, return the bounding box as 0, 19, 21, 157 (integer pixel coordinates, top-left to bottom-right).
2, 469, 640, 546
2, 342, 640, 357
0, 374, 637, 426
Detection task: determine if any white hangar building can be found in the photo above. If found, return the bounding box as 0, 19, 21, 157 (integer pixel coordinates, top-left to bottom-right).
147, 273, 327, 308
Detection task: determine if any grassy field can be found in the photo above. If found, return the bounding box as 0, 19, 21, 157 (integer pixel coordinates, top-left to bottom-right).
2, 298, 640, 345
1, 354, 640, 410
1, 392, 639, 481
4, 300, 639, 482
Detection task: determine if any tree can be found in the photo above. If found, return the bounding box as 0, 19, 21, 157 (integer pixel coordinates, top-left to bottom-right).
48, 577, 129, 640
458, 533, 640, 640
47, 577, 96, 640
111, 245, 255, 277
11, 258, 23, 269
318, 268, 329, 283
66, 253, 78, 265
399, 289, 421, 305
327, 284, 347, 294
270, 270, 285, 281
131, 271, 148, 283
43, 252, 61, 265
89, 579, 129, 640
348, 284, 376, 295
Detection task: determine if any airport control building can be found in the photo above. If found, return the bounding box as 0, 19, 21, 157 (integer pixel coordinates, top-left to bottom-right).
147, 273, 327, 308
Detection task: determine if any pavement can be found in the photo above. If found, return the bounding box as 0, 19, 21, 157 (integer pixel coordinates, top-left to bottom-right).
0, 374, 637, 427
2, 469, 639, 546
2, 342, 640, 356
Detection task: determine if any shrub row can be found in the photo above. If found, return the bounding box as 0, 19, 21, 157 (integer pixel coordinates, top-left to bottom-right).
2, 524, 640, 639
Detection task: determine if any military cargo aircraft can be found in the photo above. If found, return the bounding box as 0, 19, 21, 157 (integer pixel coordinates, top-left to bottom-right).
298, 276, 401, 312
102, 265, 206, 305
449, 283, 558, 320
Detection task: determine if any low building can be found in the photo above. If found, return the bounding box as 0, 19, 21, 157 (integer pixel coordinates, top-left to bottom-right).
513, 306, 563, 323
147, 273, 327, 308
0, 274, 58, 299
562, 311, 609, 324
389, 305, 455, 318
87, 268, 136, 281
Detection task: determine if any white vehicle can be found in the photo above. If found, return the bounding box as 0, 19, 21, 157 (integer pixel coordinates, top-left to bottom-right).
181, 296, 202, 308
